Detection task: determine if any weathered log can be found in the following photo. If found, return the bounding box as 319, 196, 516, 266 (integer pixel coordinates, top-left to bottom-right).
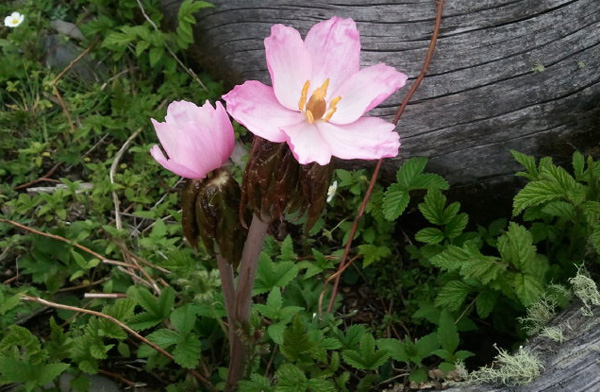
161, 0, 600, 189
441, 299, 600, 392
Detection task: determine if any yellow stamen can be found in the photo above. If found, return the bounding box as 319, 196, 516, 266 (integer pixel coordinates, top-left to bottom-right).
305, 79, 330, 122
298, 80, 310, 111
323, 96, 342, 122
306, 110, 315, 124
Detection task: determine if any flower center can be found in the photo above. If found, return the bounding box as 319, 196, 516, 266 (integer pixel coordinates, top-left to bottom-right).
12, 18, 19, 24
298, 79, 341, 124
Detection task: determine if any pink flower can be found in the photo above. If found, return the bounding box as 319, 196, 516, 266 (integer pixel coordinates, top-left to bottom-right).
150, 100, 234, 179
223, 17, 407, 165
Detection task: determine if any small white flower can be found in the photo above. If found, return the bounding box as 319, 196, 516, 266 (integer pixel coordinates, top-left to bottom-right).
326, 180, 338, 203
4, 12, 24, 28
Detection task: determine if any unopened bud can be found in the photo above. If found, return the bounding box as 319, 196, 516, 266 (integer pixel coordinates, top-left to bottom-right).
181, 169, 246, 266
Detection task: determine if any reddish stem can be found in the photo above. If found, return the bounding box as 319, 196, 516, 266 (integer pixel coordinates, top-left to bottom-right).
324, 0, 446, 314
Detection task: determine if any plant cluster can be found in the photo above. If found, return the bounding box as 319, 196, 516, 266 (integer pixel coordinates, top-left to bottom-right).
2, 0, 600, 391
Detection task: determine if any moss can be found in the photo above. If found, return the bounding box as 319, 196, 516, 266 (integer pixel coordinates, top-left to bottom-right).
466, 345, 544, 386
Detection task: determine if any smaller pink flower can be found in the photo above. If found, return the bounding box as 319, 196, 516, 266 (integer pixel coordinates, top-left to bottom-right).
150, 100, 234, 179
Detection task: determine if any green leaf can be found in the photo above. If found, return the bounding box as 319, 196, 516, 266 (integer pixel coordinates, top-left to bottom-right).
415, 227, 445, 244
377, 338, 408, 362
415, 333, 440, 360
419, 189, 447, 225
357, 244, 391, 267
573, 151, 585, 180
278, 235, 297, 262
445, 213, 469, 239
275, 364, 307, 391
397, 157, 428, 187
238, 374, 275, 392
513, 273, 544, 306
176, 0, 214, 49
382, 183, 410, 221
173, 333, 202, 369
409, 173, 449, 190
336, 324, 367, 350
254, 254, 299, 295
511, 150, 539, 180
128, 286, 175, 330
437, 310, 459, 353
342, 334, 390, 370
170, 304, 198, 335
431, 243, 506, 284
541, 200, 575, 218
475, 290, 498, 318
435, 281, 472, 312
496, 222, 536, 270
591, 222, 600, 255
146, 329, 180, 348
512, 181, 564, 216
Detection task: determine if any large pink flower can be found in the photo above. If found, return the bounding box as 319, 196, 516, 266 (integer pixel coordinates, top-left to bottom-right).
150, 100, 234, 179
223, 17, 407, 165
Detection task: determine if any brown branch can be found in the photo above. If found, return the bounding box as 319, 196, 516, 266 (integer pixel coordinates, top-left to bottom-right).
20, 295, 217, 391
323, 0, 446, 315
13, 163, 62, 190
0, 217, 147, 272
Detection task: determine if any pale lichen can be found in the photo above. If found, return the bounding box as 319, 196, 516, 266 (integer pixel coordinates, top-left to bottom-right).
518, 295, 558, 336
467, 345, 544, 386
539, 326, 564, 343
569, 268, 600, 316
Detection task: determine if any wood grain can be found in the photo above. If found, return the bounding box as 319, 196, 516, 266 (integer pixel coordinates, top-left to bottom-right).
161, 0, 600, 186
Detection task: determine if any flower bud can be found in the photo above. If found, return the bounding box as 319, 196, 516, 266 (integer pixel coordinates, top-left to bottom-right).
182, 169, 246, 266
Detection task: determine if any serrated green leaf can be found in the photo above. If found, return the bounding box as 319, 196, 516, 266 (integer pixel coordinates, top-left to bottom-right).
590, 222, 600, 255
377, 338, 408, 362
445, 213, 469, 239
573, 151, 585, 180
357, 244, 391, 267
435, 281, 472, 312
475, 290, 497, 318
278, 235, 297, 262
514, 273, 544, 306
541, 200, 576, 218
254, 254, 299, 295
511, 150, 539, 179
409, 173, 449, 190
397, 157, 427, 187
415, 333, 440, 359
275, 364, 307, 391
431, 243, 505, 284
170, 304, 198, 335
419, 189, 447, 225
497, 223, 536, 270
383, 183, 410, 221
582, 201, 600, 225
128, 286, 175, 330
173, 333, 202, 369
238, 373, 275, 392
415, 227, 445, 244
336, 324, 367, 350
437, 310, 459, 353
513, 180, 564, 216
146, 329, 180, 348
341, 334, 390, 370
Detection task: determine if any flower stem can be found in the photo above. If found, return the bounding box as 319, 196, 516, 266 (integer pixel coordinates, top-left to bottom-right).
226, 214, 269, 390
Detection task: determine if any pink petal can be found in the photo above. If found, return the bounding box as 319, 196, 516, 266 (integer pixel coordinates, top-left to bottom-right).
330, 64, 408, 125
283, 121, 332, 165
264, 24, 312, 110
150, 145, 205, 179
212, 101, 235, 160
304, 17, 361, 97
164, 100, 203, 129
316, 117, 400, 160
223, 81, 305, 143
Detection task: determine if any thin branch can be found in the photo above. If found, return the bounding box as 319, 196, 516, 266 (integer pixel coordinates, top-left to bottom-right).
322, 0, 446, 315
0, 217, 148, 273
13, 163, 61, 190
110, 127, 143, 231
20, 295, 216, 391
